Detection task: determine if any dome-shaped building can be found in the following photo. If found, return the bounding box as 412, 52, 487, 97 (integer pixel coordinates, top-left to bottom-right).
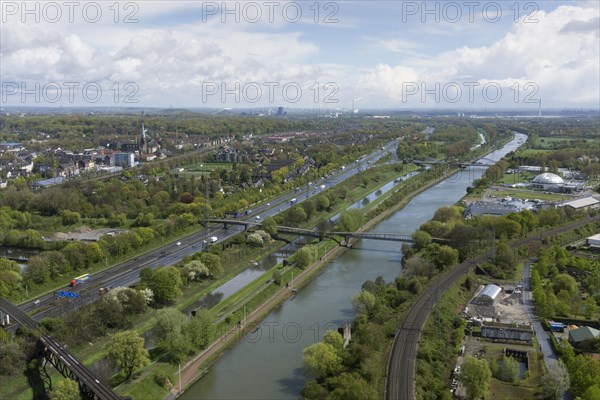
532, 173, 564, 185
531, 172, 565, 191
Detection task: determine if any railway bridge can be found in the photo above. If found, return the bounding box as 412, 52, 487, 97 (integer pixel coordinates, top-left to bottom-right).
0, 298, 121, 400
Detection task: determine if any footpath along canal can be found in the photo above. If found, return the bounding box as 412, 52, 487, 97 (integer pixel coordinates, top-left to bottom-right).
180, 133, 527, 399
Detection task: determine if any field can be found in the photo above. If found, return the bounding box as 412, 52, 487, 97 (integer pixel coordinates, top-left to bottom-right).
496, 171, 536, 186
533, 137, 594, 149
172, 162, 233, 177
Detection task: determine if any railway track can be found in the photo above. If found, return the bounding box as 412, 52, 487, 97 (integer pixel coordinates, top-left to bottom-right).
385, 215, 600, 400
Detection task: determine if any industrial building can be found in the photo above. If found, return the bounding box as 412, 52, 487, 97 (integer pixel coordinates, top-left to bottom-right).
481, 326, 534, 344
472, 284, 502, 306
586, 233, 600, 251
560, 197, 600, 211
464, 200, 533, 218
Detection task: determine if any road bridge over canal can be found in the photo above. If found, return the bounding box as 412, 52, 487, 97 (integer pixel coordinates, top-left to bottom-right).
206, 219, 446, 244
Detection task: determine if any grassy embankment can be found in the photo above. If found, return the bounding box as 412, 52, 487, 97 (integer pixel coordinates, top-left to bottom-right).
1, 163, 422, 400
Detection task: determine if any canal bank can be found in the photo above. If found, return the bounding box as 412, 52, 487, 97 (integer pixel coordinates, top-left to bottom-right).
165, 164, 459, 398
177, 133, 527, 400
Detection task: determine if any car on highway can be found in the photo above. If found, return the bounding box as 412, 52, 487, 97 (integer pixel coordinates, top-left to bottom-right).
34, 300, 40, 305
210, 236, 218, 243
176, 241, 181, 246
255, 215, 260, 220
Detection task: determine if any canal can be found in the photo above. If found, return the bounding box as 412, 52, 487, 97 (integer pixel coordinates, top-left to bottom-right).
181, 133, 527, 399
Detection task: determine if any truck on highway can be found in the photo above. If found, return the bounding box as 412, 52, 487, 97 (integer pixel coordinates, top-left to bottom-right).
290, 198, 297, 204
70, 273, 90, 287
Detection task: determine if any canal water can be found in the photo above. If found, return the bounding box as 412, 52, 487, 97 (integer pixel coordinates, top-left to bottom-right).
181, 134, 527, 400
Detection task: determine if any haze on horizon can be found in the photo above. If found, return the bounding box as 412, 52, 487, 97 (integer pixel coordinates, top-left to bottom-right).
1, 0, 599, 110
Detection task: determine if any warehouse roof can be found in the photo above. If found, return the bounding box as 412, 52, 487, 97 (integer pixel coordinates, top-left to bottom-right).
560, 197, 599, 209
478, 284, 502, 300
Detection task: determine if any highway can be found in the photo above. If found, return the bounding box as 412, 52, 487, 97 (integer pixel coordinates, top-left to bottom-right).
385, 215, 600, 400
19, 139, 401, 321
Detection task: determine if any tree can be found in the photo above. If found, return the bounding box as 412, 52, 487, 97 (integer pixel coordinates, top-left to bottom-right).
352, 291, 377, 316
322, 330, 344, 353
154, 308, 187, 345
582, 385, 600, 400
303, 342, 342, 379
433, 245, 459, 269
261, 216, 277, 236
184, 260, 209, 281
284, 206, 307, 226
543, 361, 570, 400
0, 259, 22, 297
495, 356, 520, 383
411, 230, 431, 251
405, 255, 434, 278
106, 330, 150, 379
196, 253, 223, 277
458, 356, 491, 400
0, 338, 26, 376
51, 379, 81, 400
144, 266, 183, 306
553, 274, 578, 296
315, 195, 330, 211
184, 308, 214, 351
246, 232, 264, 247
295, 247, 313, 269
272, 269, 283, 286
302, 380, 328, 400
338, 209, 363, 232
328, 372, 378, 400
432, 206, 462, 223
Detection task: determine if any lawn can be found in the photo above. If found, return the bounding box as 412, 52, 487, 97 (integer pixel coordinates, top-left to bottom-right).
518, 149, 550, 157
172, 162, 233, 177
533, 137, 592, 150
497, 171, 536, 186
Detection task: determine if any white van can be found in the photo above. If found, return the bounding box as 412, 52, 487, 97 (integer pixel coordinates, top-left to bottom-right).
210, 236, 218, 243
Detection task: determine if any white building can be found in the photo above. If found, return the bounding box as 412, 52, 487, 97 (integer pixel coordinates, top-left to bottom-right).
472, 284, 502, 306
560, 197, 600, 211
586, 233, 600, 251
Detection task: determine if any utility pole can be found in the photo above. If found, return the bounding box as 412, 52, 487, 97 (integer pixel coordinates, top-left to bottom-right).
204, 174, 209, 247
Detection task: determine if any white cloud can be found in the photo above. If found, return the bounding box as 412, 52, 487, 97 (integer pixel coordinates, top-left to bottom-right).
356, 5, 599, 108
1, 3, 597, 108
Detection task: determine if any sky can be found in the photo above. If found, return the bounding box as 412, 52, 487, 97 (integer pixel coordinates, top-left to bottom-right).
1, 0, 599, 109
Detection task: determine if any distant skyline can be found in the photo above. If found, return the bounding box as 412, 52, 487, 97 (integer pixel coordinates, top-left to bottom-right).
1, 1, 599, 109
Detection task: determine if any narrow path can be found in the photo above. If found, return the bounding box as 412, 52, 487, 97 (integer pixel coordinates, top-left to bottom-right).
522, 262, 570, 400
164, 244, 343, 400
385, 215, 599, 400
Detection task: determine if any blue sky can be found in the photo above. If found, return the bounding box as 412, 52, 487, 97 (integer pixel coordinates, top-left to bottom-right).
1, 1, 599, 109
